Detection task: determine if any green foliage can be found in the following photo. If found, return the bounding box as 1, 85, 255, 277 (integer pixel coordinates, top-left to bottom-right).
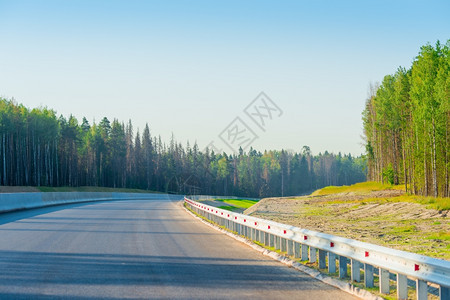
362, 40, 450, 197
382, 164, 395, 185
0, 98, 366, 197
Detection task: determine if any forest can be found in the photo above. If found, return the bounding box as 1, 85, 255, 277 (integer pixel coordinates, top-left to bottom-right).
363, 40, 449, 197
0, 98, 365, 197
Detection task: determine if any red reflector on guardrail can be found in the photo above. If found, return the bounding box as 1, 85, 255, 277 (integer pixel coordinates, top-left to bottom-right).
304, 236, 308, 240
235, 217, 237, 220
244, 219, 246, 222
365, 251, 369, 257
330, 242, 334, 247
268, 225, 271, 229
255, 222, 257, 226
284, 230, 287, 234
415, 264, 420, 271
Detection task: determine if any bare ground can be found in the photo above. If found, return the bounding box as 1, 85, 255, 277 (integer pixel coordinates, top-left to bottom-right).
244, 190, 449, 260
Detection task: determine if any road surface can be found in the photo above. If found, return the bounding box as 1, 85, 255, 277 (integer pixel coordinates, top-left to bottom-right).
0, 198, 358, 299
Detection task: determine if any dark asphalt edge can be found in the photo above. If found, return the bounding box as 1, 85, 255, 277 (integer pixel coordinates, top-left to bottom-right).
181, 201, 383, 300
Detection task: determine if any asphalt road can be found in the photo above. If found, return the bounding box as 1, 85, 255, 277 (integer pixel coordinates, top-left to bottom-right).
0, 198, 358, 299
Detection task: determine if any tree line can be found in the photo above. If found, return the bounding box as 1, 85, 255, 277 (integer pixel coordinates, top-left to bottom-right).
0, 98, 366, 197
363, 40, 449, 197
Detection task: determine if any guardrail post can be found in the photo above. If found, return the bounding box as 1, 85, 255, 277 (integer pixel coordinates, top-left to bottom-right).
396, 274, 407, 300
281, 238, 287, 252
309, 247, 316, 263
275, 236, 280, 250
287, 240, 293, 256
328, 252, 336, 273
339, 256, 347, 279
301, 244, 308, 261
364, 264, 374, 288
379, 268, 390, 294
264, 232, 269, 246
351, 259, 361, 282
269, 234, 275, 247
294, 242, 300, 258
416, 279, 428, 300
440, 286, 450, 300
318, 249, 326, 269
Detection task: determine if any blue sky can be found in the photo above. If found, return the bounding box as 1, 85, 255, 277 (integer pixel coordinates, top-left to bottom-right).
0, 0, 449, 155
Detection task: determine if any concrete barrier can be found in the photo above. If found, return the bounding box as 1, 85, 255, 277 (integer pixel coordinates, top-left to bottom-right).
0, 192, 183, 214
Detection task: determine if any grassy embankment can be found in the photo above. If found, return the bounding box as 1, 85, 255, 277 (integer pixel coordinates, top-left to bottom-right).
216, 199, 259, 211
313, 181, 450, 211
249, 181, 449, 259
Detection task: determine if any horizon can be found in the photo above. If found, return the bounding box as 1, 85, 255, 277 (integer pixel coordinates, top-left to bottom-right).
1, 0, 449, 156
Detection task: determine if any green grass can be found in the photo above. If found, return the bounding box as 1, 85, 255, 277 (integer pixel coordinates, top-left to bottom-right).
415, 195, 450, 210
218, 205, 238, 211
427, 231, 450, 241
37, 186, 161, 193
311, 181, 450, 210
215, 199, 259, 210
388, 225, 418, 234
311, 181, 405, 196
302, 206, 332, 216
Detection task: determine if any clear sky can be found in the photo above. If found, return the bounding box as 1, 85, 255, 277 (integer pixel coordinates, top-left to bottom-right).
0, 0, 448, 155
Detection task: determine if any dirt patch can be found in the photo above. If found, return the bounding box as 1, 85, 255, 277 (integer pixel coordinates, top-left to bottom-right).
244, 190, 450, 260
0, 186, 40, 193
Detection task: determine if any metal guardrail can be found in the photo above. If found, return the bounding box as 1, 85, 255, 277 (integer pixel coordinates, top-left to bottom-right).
184, 197, 450, 300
